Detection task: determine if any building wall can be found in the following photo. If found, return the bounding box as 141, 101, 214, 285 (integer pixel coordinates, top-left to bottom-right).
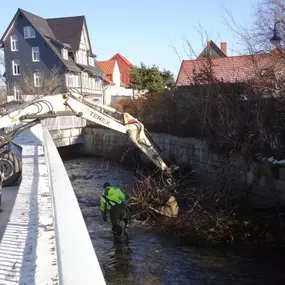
3, 14, 66, 96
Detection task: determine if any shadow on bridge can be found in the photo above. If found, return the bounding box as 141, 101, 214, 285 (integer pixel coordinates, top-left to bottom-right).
0, 128, 50, 284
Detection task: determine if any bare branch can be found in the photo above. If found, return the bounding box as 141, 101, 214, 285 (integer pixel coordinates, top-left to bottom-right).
0, 53, 6, 85
19, 66, 62, 97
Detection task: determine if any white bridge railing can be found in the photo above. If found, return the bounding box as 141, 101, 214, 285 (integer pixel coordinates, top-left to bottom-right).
42, 125, 106, 285
3, 115, 86, 133
44, 115, 86, 130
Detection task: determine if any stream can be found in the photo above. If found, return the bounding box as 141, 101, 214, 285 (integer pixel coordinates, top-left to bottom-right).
62, 155, 285, 285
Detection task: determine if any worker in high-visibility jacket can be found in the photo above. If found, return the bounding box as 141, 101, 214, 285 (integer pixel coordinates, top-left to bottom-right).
100, 182, 131, 242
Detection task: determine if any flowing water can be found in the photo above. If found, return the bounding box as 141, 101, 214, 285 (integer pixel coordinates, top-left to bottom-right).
62, 155, 285, 285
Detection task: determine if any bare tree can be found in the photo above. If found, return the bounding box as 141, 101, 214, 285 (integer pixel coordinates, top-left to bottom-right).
0, 53, 5, 85
19, 66, 62, 97
222, 0, 285, 54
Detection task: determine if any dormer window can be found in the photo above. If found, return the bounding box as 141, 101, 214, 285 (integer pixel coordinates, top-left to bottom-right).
24, 26, 36, 39
76, 50, 87, 65
61, 49, 68, 60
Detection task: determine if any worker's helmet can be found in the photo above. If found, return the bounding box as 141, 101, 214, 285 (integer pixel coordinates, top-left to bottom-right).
103, 182, 110, 189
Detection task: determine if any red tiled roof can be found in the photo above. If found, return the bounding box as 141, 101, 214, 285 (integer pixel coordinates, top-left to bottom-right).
97, 60, 116, 75
110, 53, 133, 67
176, 53, 274, 86
109, 53, 133, 86
97, 60, 116, 84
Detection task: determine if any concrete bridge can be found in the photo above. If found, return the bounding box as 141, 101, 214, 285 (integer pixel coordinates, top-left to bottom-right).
0, 117, 106, 284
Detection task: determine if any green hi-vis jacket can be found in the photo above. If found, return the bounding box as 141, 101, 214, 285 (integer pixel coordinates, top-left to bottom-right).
100, 186, 127, 212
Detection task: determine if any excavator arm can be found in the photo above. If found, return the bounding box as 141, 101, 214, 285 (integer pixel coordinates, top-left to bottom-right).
0, 92, 179, 217
0, 93, 176, 176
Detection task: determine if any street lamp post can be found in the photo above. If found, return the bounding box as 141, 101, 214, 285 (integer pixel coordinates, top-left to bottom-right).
270, 20, 285, 46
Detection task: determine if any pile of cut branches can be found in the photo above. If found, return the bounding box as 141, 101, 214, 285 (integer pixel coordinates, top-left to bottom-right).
128, 171, 183, 221
128, 169, 285, 245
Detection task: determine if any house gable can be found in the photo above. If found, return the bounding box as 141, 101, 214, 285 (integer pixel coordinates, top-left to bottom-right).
198, 40, 226, 59
112, 61, 120, 86
0, 9, 70, 95
0, 9, 81, 74
0, 8, 105, 99
109, 53, 133, 86
79, 23, 90, 51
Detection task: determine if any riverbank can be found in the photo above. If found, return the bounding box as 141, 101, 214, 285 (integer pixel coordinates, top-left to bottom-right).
62, 155, 285, 285
58, 146, 285, 247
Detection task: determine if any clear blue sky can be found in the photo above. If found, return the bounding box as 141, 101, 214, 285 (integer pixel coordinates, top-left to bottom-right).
0, 0, 261, 77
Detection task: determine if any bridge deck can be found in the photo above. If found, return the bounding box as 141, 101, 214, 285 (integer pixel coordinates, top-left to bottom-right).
0, 128, 58, 284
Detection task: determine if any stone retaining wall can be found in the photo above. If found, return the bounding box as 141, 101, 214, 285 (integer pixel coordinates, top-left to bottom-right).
49, 128, 84, 147
82, 127, 285, 208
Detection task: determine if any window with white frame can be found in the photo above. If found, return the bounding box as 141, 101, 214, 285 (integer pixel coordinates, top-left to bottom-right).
62, 49, 68, 60
34, 72, 42, 87
32, 47, 40, 62
24, 26, 36, 39
95, 77, 102, 90
10, 35, 18, 51
82, 73, 88, 88
67, 74, 74, 87
14, 86, 22, 100
12, 60, 20, 75
88, 77, 91, 89
76, 50, 87, 65
66, 74, 80, 88
91, 78, 95, 90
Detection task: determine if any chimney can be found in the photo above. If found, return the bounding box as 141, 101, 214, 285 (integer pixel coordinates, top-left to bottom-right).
220, 42, 227, 55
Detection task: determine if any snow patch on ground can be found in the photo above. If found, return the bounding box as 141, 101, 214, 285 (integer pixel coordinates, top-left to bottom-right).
257, 154, 285, 166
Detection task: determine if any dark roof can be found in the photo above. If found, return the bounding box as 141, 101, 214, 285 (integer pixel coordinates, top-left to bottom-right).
109, 53, 133, 67
44, 36, 81, 72
76, 63, 104, 77
46, 16, 84, 51
20, 9, 55, 38
19, 9, 81, 72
